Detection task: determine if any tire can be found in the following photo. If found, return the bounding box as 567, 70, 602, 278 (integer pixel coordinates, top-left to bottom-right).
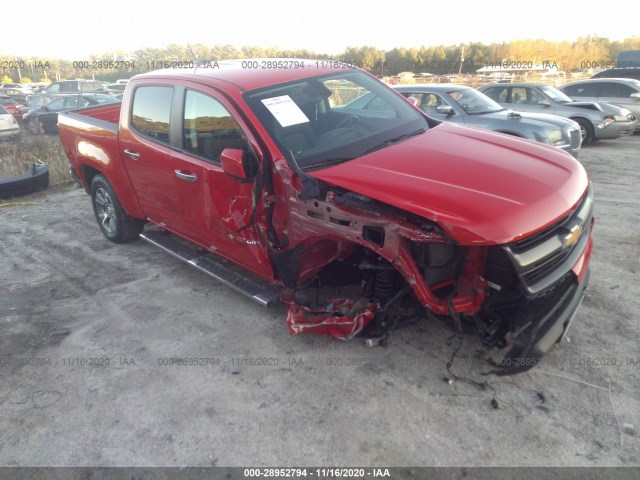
90, 174, 143, 243
27, 119, 41, 135
574, 118, 594, 146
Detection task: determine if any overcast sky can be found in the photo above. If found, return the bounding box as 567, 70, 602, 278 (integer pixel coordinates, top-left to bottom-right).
6, 0, 638, 59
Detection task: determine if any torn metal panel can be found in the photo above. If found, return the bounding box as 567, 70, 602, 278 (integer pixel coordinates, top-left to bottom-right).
285, 298, 377, 341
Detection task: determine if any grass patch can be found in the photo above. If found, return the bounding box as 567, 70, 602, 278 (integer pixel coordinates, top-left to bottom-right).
0, 133, 70, 186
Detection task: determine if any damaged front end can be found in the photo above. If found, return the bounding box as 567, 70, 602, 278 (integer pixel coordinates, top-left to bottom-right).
269, 161, 594, 375
478, 184, 594, 374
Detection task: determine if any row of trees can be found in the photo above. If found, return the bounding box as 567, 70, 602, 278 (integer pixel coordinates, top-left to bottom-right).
2, 36, 639, 83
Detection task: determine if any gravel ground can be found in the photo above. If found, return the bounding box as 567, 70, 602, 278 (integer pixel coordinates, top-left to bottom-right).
1, 134, 639, 467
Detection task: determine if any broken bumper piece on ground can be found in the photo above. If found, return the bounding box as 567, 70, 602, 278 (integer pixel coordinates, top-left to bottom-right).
285, 298, 377, 341
0, 161, 49, 199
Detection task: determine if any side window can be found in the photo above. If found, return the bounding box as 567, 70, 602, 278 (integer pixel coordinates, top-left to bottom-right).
421, 93, 447, 114
47, 98, 65, 110
601, 82, 635, 97
46, 83, 60, 94
483, 87, 507, 103
562, 84, 580, 97
131, 85, 173, 143
525, 88, 546, 105
64, 97, 80, 108
511, 87, 527, 104
565, 83, 598, 97
59, 82, 76, 93
183, 90, 246, 163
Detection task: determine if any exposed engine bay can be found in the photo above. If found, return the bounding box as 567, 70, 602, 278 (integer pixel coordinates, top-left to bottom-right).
275, 178, 593, 375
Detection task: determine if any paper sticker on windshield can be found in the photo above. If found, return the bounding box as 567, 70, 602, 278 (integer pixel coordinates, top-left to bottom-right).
261, 95, 309, 127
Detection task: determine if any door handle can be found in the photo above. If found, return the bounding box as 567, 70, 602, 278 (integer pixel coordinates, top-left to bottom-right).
175, 170, 198, 182
124, 149, 140, 160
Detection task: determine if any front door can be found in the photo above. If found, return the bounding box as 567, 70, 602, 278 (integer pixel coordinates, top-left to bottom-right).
120, 83, 272, 280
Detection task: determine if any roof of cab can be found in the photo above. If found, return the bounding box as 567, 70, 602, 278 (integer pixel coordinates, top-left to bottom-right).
131, 59, 354, 92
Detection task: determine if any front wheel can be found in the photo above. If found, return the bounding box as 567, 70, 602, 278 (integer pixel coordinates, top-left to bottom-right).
90, 175, 143, 243
27, 119, 42, 135
574, 118, 594, 146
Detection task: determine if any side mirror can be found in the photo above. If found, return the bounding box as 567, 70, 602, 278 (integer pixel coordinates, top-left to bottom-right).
539, 99, 551, 107
630, 92, 640, 100
221, 148, 258, 181
436, 105, 453, 115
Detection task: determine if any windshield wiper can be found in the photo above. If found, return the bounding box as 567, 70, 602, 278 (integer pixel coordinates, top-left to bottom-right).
311, 156, 355, 169
303, 128, 427, 171
362, 127, 426, 156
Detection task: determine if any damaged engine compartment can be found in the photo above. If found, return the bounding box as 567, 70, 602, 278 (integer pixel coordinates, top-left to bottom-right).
273, 177, 593, 375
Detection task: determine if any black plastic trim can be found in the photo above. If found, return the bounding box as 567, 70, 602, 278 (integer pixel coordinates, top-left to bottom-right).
0, 162, 50, 199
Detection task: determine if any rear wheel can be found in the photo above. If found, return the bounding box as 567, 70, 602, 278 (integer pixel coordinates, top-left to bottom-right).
90, 174, 143, 243
574, 118, 594, 146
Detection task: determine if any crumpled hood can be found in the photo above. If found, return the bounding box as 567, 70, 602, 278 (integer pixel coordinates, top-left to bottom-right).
309, 122, 589, 245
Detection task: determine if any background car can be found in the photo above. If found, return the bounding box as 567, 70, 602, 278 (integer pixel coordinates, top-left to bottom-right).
105, 83, 127, 95
0, 83, 29, 89
558, 78, 640, 130
393, 84, 581, 157
43, 80, 108, 95
591, 68, 640, 81
0, 86, 30, 103
0, 96, 23, 122
22, 94, 120, 134
18, 93, 54, 117
478, 82, 637, 144
0, 104, 20, 140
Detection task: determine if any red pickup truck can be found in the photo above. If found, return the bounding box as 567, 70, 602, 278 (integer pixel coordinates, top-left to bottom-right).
59, 60, 593, 374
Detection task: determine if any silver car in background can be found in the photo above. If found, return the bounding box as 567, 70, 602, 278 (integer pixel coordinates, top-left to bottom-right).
558, 78, 640, 131
478, 82, 637, 145
394, 84, 581, 157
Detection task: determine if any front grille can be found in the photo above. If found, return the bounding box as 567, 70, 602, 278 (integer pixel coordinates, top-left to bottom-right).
510, 213, 572, 254
569, 128, 581, 149
503, 184, 593, 297
522, 248, 572, 284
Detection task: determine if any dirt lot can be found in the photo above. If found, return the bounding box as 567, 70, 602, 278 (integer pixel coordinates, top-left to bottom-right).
1, 134, 639, 468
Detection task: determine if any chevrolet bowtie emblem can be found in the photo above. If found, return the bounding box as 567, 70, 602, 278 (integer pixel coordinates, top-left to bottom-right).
564, 224, 583, 248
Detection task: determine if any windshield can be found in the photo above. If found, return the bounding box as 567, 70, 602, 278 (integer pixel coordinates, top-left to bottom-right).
540, 86, 573, 103
448, 88, 503, 114
243, 71, 428, 170
26, 95, 42, 106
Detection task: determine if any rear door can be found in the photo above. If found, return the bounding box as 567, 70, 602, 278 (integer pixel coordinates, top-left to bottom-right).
118, 83, 181, 227
596, 81, 640, 118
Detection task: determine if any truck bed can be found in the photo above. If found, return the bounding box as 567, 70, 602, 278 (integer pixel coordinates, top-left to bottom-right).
58, 102, 144, 219
59, 102, 121, 133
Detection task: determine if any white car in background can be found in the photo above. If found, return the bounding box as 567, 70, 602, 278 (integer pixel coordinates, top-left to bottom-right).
0, 104, 20, 140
